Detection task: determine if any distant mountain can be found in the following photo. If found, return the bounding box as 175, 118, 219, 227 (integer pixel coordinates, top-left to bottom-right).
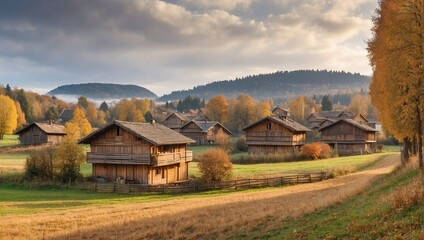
48, 83, 157, 99
158, 70, 371, 101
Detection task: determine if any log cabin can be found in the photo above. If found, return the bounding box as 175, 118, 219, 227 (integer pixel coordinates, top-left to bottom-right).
15, 121, 66, 145
79, 120, 196, 185
242, 116, 311, 156
164, 112, 199, 131
179, 120, 232, 145
319, 118, 378, 155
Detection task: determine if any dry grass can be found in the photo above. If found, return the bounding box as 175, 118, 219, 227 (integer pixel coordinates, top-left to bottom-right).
0, 154, 401, 239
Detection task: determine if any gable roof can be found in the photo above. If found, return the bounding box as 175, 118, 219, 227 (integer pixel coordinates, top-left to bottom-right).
15, 122, 66, 135
181, 120, 232, 135
318, 118, 378, 132
243, 116, 311, 132
272, 106, 290, 113
164, 112, 199, 122
79, 120, 195, 145
60, 109, 74, 120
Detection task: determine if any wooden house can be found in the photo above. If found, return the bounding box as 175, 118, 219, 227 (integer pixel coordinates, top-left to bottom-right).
79, 120, 195, 185
242, 116, 311, 156
164, 112, 199, 131
15, 121, 66, 145
272, 106, 290, 119
319, 118, 378, 155
179, 120, 232, 145
306, 111, 355, 129
59, 109, 74, 123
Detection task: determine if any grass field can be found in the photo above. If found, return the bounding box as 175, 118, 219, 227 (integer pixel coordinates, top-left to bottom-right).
1, 154, 417, 239
189, 153, 396, 178
233, 162, 423, 239
0, 135, 19, 147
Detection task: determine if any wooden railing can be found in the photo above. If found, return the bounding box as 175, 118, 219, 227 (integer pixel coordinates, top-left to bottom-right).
87, 152, 151, 165
152, 151, 193, 166
87, 151, 193, 166
322, 135, 376, 142
74, 171, 328, 194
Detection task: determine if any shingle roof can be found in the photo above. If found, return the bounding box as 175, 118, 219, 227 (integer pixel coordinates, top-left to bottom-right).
272, 106, 290, 113
184, 120, 232, 135
243, 116, 311, 132
79, 120, 196, 145
15, 122, 66, 135
165, 112, 199, 122
318, 118, 378, 132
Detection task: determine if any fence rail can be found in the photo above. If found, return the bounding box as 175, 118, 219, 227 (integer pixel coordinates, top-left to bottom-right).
75, 172, 328, 194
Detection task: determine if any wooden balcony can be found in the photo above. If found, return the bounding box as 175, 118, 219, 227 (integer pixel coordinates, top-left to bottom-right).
87, 151, 193, 166
152, 151, 193, 166
87, 152, 151, 165
246, 135, 305, 146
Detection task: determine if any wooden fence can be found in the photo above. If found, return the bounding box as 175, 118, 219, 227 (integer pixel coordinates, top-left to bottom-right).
75, 172, 328, 194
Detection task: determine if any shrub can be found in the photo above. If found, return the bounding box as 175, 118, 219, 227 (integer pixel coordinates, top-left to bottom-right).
198, 148, 232, 182
215, 129, 234, 153
301, 142, 332, 160
232, 150, 302, 164
55, 140, 85, 183
235, 135, 248, 152
24, 146, 56, 181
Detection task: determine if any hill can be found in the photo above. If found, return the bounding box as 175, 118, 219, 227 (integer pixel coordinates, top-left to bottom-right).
158, 70, 371, 101
48, 83, 157, 99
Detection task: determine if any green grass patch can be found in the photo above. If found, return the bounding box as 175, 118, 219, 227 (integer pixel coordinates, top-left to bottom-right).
382, 145, 401, 152
188, 145, 217, 156
189, 153, 395, 179
232, 164, 423, 239
0, 135, 19, 147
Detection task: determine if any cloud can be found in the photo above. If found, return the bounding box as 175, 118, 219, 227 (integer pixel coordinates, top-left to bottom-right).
0, 0, 377, 96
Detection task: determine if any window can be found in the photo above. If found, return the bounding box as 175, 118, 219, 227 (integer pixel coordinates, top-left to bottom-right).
266, 123, 272, 130
156, 168, 161, 175
116, 127, 121, 136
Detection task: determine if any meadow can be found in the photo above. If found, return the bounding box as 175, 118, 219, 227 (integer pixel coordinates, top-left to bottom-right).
1, 154, 415, 239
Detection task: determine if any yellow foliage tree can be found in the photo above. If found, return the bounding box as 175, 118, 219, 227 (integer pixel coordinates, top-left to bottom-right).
368, 0, 423, 165
14, 101, 26, 128
256, 99, 272, 119
0, 95, 18, 139
206, 95, 229, 124
65, 108, 92, 141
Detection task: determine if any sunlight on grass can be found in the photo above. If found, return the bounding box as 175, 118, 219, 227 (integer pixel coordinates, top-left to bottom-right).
0, 135, 19, 147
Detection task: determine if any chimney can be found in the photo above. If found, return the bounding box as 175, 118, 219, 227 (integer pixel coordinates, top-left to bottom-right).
48, 119, 53, 125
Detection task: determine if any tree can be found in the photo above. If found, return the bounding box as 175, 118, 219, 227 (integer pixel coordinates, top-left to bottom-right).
214, 129, 233, 153
206, 95, 228, 124
15, 101, 26, 129
77, 96, 89, 109
256, 99, 272, 119
16, 89, 33, 123
99, 101, 109, 112
289, 96, 305, 121
65, 108, 92, 141
0, 95, 18, 140
349, 93, 372, 117
368, 0, 423, 166
55, 140, 85, 182
229, 94, 257, 132
5, 84, 12, 98
198, 148, 232, 182
321, 95, 333, 111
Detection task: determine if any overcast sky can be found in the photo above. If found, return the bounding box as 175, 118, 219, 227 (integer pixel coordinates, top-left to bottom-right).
0, 0, 378, 96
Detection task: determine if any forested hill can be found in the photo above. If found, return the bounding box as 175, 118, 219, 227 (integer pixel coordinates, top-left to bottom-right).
158, 70, 371, 101
48, 83, 157, 99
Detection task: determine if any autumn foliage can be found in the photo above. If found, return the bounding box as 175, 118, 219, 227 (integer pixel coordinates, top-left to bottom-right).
0, 95, 18, 140
198, 148, 233, 182
301, 142, 332, 160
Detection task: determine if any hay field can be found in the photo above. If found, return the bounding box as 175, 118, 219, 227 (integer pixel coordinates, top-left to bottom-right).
0, 154, 400, 239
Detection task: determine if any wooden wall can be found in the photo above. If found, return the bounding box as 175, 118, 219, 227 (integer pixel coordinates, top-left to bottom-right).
321, 121, 375, 142
165, 115, 184, 130
19, 127, 64, 145
180, 122, 207, 144
248, 145, 295, 155
245, 120, 305, 145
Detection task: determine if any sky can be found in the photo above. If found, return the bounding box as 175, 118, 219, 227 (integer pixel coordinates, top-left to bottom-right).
0, 0, 378, 97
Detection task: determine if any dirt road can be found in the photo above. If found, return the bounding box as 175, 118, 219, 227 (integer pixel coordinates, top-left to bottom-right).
0, 154, 400, 239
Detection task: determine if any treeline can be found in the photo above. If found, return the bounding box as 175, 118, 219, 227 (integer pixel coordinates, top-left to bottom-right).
48, 83, 158, 99
159, 70, 371, 101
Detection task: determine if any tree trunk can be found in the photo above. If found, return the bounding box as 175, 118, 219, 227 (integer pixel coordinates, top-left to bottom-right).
403, 137, 411, 164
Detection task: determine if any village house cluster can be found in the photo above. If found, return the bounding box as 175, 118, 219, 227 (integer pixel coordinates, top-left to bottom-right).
14, 106, 378, 186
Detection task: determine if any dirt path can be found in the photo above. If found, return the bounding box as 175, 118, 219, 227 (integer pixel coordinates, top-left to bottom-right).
0, 154, 400, 240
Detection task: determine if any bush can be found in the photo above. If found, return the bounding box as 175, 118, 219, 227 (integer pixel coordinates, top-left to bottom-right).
215, 129, 234, 153
301, 142, 332, 160
24, 146, 56, 181
198, 148, 233, 182
235, 135, 248, 152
